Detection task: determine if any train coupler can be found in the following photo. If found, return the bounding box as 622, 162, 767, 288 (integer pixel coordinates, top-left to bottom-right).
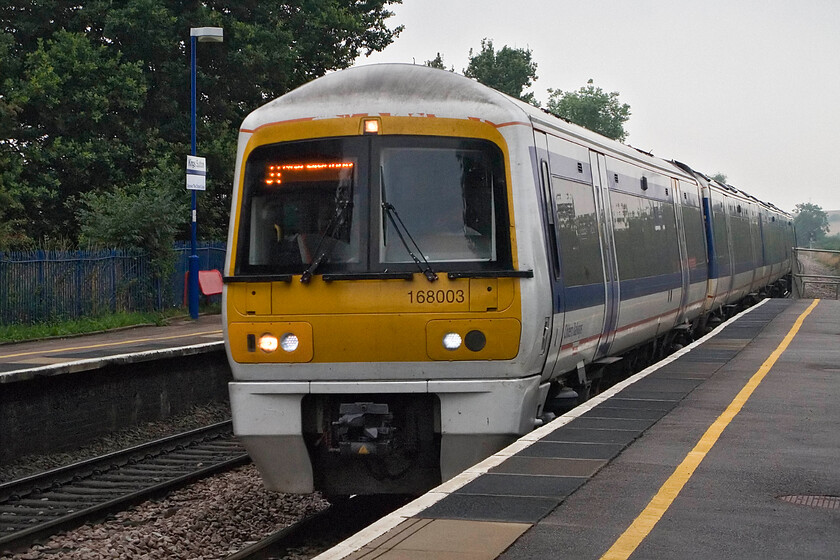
332, 402, 396, 457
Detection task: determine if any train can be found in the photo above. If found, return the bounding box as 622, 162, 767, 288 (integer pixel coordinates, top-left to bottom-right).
222, 64, 794, 495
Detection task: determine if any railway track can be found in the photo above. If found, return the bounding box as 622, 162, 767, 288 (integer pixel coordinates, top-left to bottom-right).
0, 420, 248, 553
226, 494, 412, 560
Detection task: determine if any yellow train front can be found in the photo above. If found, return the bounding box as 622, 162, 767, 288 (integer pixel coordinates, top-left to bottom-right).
223, 64, 548, 495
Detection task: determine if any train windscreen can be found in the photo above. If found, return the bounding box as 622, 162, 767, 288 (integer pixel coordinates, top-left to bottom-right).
237, 137, 367, 275
236, 136, 510, 276
379, 139, 497, 264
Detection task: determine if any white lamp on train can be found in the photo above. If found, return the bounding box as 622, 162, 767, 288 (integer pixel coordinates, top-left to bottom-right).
187, 27, 223, 320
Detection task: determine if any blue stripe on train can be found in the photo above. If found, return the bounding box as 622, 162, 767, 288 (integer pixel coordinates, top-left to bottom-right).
564, 271, 684, 312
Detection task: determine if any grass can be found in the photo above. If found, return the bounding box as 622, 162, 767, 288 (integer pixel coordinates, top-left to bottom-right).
0, 304, 220, 344
815, 251, 840, 273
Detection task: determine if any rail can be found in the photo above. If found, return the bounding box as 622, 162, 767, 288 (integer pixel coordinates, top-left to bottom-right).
792, 247, 840, 299
0, 421, 248, 552
224, 495, 411, 560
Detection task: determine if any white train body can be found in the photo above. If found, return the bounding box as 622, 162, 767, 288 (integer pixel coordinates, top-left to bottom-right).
223, 64, 793, 495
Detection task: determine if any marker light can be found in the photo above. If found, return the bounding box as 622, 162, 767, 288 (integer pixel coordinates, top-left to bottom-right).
280, 333, 300, 352
258, 334, 279, 353
442, 332, 462, 351
363, 119, 380, 134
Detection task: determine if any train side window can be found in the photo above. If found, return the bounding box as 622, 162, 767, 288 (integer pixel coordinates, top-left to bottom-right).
552, 176, 604, 287
730, 210, 753, 266
611, 191, 680, 280
679, 181, 706, 273
541, 161, 561, 279
712, 201, 730, 274
682, 204, 706, 271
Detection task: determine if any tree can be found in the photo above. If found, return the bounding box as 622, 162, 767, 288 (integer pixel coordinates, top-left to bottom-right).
546, 79, 631, 141
710, 172, 728, 184
425, 52, 452, 71
464, 39, 538, 105
0, 31, 29, 250
6, 30, 148, 241
793, 203, 829, 248
0, 0, 403, 246
77, 156, 184, 279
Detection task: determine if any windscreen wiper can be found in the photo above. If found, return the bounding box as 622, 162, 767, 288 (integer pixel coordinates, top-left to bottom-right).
300, 186, 353, 284
381, 202, 438, 282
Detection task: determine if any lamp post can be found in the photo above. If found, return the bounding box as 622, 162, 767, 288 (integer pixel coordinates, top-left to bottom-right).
187, 26, 223, 320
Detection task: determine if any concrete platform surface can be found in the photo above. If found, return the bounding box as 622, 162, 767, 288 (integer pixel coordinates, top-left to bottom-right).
318, 298, 840, 560
0, 314, 222, 382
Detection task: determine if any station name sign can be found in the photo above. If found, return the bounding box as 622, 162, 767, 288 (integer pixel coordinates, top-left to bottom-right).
186, 156, 207, 190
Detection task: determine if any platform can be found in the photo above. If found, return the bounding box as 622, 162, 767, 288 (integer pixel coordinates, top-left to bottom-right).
318, 298, 840, 560
0, 314, 223, 383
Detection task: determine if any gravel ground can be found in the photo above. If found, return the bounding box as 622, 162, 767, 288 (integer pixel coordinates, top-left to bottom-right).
1, 465, 330, 560
796, 252, 840, 299
1, 402, 331, 559
0, 402, 232, 483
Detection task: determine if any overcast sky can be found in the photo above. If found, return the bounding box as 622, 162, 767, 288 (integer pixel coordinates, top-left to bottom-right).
353, 0, 840, 213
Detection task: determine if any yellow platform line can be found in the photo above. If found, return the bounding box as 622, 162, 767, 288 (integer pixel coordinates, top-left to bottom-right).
0, 330, 223, 360
601, 299, 820, 560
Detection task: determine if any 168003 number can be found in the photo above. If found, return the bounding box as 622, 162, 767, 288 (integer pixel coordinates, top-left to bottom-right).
408, 289, 465, 304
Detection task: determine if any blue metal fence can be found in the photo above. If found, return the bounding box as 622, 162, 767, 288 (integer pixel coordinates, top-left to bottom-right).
0, 242, 226, 325
171, 241, 227, 308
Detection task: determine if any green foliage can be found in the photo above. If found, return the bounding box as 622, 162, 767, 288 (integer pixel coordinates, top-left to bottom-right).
547, 79, 631, 141
821, 234, 840, 251
464, 39, 538, 105
0, 0, 403, 249
9, 31, 148, 240
77, 158, 185, 278
710, 172, 728, 184
0, 26, 28, 251
425, 52, 452, 71
793, 202, 829, 247
0, 310, 183, 343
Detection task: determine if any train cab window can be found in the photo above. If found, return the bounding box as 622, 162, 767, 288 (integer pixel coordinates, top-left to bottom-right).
376, 137, 510, 269
235, 135, 510, 278
236, 138, 367, 275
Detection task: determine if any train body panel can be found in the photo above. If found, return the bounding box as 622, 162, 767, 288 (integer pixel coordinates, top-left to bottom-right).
223, 64, 793, 495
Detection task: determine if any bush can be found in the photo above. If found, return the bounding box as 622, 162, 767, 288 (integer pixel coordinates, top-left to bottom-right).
77, 160, 184, 280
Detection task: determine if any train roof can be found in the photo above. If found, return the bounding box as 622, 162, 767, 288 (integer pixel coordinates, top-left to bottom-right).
241, 63, 524, 130
241, 64, 786, 216
242, 64, 687, 174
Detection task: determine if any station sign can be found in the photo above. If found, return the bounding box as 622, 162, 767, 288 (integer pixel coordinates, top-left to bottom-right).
186, 156, 207, 190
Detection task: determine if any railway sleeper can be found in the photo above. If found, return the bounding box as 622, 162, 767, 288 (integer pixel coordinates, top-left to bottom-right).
0, 499, 65, 510
62, 479, 145, 489
35, 488, 127, 499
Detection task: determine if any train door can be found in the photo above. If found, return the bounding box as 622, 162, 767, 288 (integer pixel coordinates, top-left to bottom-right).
671, 179, 691, 324
541, 134, 610, 378
534, 131, 564, 381
589, 151, 620, 360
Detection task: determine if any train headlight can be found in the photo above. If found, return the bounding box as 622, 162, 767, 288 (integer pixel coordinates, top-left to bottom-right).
258, 334, 279, 353
442, 332, 462, 350
280, 333, 300, 353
